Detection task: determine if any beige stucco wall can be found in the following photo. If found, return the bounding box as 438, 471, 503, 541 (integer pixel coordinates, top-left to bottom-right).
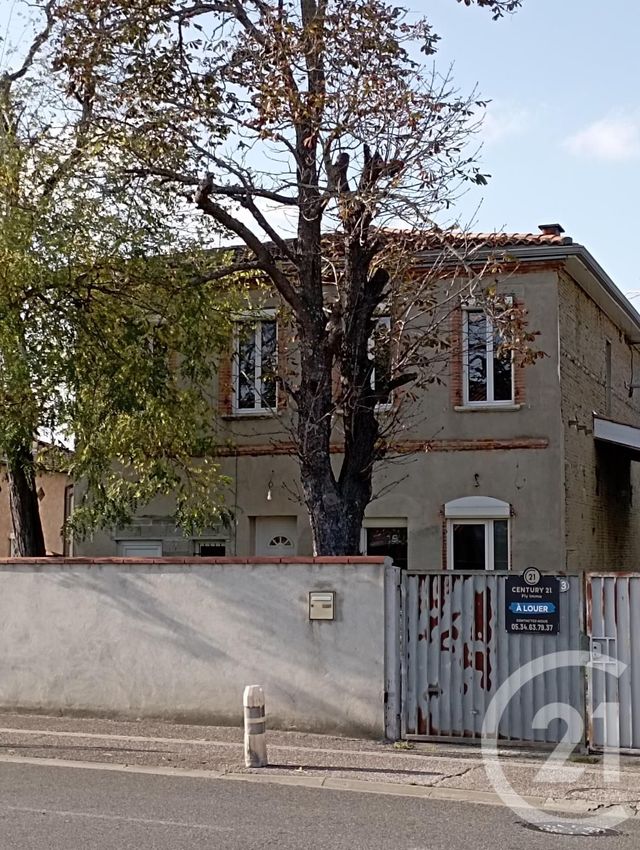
0, 558, 393, 736
77, 266, 565, 571
0, 469, 71, 557
559, 270, 640, 571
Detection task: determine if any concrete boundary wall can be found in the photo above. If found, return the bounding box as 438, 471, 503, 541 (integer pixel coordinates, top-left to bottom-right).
0, 557, 398, 738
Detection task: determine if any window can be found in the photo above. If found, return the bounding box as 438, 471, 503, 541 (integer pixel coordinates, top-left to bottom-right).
194, 541, 226, 556
369, 316, 392, 406
360, 518, 408, 569
233, 317, 277, 413
117, 541, 163, 557
444, 497, 510, 571
268, 535, 293, 548
463, 310, 513, 405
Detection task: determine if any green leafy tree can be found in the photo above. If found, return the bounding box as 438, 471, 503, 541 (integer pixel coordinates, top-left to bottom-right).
0, 2, 242, 555
51, 0, 527, 556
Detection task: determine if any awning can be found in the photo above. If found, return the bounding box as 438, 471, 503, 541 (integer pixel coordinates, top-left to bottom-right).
593, 415, 640, 460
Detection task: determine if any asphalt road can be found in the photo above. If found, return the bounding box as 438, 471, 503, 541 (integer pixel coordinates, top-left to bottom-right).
0, 761, 639, 849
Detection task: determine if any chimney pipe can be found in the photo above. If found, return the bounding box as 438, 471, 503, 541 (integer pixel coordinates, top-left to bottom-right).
538, 223, 565, 237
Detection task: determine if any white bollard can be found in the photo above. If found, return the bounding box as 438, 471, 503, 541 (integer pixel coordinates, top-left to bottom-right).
243, 684, 268, 767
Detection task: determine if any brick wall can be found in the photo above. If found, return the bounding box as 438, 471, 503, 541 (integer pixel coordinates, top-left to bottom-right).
217, 341, 233, 415
558, 270, 640, 571
449, 306, 463, 407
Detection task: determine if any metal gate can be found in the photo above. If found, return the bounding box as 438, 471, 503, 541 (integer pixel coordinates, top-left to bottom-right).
587, 575, 640, 753
403, 571, 585, 744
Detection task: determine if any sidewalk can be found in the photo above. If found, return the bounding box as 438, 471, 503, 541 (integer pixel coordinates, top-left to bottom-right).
0, 712, 639, 818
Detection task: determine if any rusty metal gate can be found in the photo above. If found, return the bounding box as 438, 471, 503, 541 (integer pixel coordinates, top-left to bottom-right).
402, 571, 585, 744
587, 575, 640, 753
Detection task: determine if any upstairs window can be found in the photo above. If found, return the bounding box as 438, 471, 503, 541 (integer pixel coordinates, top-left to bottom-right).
233, 318, 277, 413
463, 309, 513, 405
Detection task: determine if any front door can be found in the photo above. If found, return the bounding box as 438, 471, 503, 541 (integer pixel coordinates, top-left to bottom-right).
254, 516, 298, 556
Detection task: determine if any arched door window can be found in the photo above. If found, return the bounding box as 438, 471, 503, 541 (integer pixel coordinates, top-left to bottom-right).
268, 535, 293, 549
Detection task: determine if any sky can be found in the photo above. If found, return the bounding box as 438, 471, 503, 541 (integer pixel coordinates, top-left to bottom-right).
1, 0, 639, 296
417, 0, 640, 298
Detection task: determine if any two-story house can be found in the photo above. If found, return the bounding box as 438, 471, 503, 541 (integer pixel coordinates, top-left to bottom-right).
77, 224, 640, 573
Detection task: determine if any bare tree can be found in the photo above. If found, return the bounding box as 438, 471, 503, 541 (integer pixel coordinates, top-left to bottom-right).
53, 0, 528, 555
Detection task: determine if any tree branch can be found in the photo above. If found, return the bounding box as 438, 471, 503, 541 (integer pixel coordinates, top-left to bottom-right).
127, 166, 298, 205
39, 82, 95, 201
3, 0, 56, 84
189, 260, 264, 284
194, 176, 308, 320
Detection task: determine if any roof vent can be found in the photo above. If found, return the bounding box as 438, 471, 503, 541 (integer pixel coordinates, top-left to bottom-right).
538, 223, 565, 237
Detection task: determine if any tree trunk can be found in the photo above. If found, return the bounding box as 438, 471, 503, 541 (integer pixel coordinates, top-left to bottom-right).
294, 224, 385, 555
302, 472, 370, 555
6, 440, 46, 557
296, 320, 377, 556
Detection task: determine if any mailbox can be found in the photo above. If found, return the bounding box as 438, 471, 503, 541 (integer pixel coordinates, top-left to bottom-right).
309, 591, 335, 621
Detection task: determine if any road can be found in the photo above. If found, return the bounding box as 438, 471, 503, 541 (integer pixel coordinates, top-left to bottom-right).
0, 760, 639, 849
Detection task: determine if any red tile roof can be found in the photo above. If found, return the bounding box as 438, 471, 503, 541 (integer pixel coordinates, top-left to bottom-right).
451, 230, 570, 246
378, 227, 572, 251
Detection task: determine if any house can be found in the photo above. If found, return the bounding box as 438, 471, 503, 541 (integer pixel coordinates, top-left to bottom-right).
76, 224, 640, 573
0, 464, 73, 556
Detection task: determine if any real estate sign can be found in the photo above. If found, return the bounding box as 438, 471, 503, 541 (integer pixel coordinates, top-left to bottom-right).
505, 568, 560, 634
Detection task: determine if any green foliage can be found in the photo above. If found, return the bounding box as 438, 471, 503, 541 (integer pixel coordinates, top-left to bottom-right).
0, 10, 245, 540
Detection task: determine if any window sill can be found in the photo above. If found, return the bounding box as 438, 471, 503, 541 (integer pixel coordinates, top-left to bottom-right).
223, 411, 276, 420
455, 403, 522, 413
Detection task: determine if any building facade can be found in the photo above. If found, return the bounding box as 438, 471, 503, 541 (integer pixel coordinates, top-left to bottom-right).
77, 225, 640, 572
0, 467, 73, 557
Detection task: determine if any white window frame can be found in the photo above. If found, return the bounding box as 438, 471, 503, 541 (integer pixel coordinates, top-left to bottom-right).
444, 497, 510, 572
462, 307, 514, 407
232, 310, 278, 415
368, 315, 393, 410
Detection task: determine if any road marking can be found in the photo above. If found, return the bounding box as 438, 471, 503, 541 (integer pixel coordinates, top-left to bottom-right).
1, 803, 232, 832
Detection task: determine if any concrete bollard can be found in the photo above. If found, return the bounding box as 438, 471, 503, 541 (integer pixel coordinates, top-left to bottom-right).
243, 684, 268, 767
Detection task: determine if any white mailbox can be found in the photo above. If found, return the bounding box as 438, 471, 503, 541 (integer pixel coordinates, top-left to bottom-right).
309, 591, 335, 621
